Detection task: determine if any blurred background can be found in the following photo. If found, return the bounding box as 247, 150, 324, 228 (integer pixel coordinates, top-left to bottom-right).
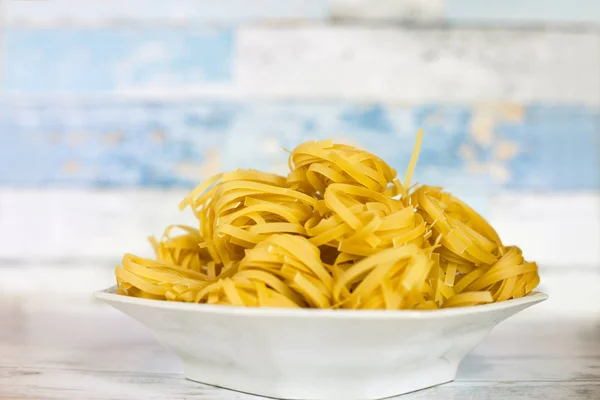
0, 0, 598, 315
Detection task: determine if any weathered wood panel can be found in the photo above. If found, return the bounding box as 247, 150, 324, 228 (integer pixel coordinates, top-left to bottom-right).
444, 0, 600, 25
1, 28, 234, 92
1, 0, 328, 26
1, 366, 598, 400
236, 28, 600, 105
332, 0, 600, 24
4, 0, 598, 26
1, 102, 598, 190
330, 0, 443, 22
1, 190, 598, 266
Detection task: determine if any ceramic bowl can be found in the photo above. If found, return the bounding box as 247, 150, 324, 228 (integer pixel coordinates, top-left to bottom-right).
95, 287, 547, 400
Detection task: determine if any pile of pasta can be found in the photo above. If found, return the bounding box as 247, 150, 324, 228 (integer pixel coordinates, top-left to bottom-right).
115, 130, 540, 309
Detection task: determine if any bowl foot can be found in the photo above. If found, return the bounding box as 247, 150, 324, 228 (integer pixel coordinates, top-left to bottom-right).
184, 361, 457, 400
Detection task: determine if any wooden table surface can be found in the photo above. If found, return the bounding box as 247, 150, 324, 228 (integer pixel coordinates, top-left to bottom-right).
1, 267, 599, 400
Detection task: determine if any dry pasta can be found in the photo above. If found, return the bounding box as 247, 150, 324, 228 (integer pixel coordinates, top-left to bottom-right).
287, 140, 397, 197
196, 234, 333, 308
115, 130, 540, 310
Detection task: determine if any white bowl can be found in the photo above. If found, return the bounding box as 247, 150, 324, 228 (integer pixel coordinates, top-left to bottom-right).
95, 287, 547, 400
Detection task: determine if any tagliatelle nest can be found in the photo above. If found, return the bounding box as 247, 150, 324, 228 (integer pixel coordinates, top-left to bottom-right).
115, 130, 540, 310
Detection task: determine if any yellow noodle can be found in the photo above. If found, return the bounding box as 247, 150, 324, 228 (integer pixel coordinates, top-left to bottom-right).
443, 291, 494, 308
333, 244, 431, 309
404, 128, 424, 190
116, 130, 540, 309
115, 254, 209, 301
149, 225, 213, 274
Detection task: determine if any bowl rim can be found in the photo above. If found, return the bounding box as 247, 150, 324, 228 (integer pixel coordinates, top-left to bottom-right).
95, 286, 548, 320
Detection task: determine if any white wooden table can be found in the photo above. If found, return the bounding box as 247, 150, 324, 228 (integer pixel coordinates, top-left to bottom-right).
1, 267, 599, 400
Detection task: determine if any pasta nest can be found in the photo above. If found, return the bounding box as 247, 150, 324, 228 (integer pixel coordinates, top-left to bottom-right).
196, 234, 334, 308
287, 139, 397, 196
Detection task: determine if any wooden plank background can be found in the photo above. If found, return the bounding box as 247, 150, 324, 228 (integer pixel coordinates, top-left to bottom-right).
0, 1, 598, 270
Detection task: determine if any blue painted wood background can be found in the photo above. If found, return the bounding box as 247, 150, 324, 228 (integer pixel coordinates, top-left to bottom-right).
2, 101, 597, 191
0, 0, 598, 192
2, 28, 233, 92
